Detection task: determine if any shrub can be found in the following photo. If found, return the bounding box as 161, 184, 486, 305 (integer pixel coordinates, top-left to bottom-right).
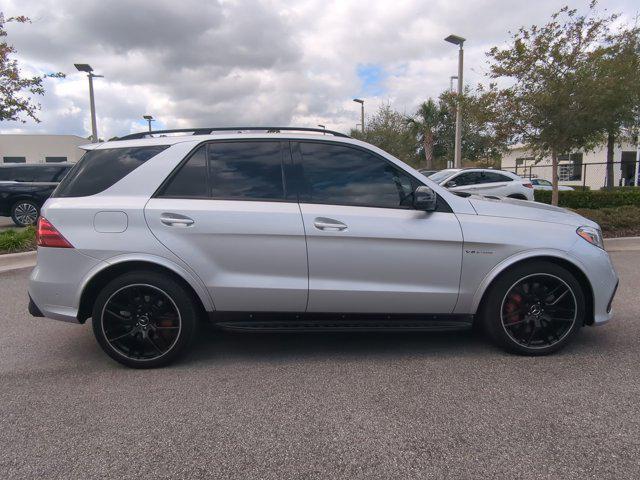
0, 226, 36, 253
575, 205, 640, 238
534, 189, 640, 209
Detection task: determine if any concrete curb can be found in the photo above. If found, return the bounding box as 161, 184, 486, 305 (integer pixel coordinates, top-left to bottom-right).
604, 236, 640, 252
0, 251, 36, 274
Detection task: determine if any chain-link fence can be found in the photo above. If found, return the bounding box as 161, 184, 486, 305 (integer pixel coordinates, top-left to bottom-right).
505, 160, 640, 190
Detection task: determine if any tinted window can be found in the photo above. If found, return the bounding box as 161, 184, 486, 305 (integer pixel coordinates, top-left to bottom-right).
11, 166, 39, 182
0, 168, 16, 181
481, 172, 513, 183
450, 172, 480, 186
53, 146, 168, 198
299, 142, 416, 208
208, 142, 284, 200
26, 166, 69, 182
161, 146, 208, 198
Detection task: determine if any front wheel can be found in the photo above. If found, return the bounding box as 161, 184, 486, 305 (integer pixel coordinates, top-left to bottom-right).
480, 261, 585, 355
92, 271, 199, 368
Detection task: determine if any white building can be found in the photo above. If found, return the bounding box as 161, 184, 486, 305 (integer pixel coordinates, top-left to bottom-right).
0, 134, 87, 164
501, 142, 639, 189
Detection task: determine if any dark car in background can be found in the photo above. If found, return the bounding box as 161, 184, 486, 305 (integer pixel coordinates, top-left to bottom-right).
0, 163, 73, 227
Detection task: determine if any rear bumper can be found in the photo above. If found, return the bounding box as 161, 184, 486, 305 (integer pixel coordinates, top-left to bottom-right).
28, 247, 106, 324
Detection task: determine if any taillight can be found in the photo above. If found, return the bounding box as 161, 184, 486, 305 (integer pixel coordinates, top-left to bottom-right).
523, 183, 534, 189
36, 217, 73, 248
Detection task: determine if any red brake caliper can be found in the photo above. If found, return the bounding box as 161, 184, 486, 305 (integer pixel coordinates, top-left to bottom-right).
504, 293, 523, 326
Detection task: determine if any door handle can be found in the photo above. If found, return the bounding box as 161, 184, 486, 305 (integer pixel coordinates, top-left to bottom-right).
314, 217, 347, 231
160, 213, 194, 227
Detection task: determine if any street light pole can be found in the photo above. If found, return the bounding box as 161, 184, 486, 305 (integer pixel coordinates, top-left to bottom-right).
74, 64, 103, 143
317, 124, 326, 135
143, 115, 155, 132
353, 98, 365, 133
445, 35, 466, 169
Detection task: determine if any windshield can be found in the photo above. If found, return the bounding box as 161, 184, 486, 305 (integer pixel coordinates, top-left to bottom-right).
429, 169, 458, 183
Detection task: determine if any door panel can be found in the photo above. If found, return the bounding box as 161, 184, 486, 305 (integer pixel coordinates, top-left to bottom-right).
145, 198, 308, 311
299, 203, 463, 313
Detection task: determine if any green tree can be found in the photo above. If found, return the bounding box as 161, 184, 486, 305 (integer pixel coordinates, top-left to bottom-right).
588, 25, 640, 188
406, 99, 443, 170
487, 2, 613, 205
438, 87, 510, 167
350, 103, 418, 166
0, 13, 64, 123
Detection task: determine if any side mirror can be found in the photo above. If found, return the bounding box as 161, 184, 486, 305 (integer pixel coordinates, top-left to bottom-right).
445, 181, 457, 188
413, 186, 437, 211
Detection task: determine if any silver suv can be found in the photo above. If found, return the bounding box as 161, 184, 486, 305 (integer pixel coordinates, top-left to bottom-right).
28, 127, 618, 368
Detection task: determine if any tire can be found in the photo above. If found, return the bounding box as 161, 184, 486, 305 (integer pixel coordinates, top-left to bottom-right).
480, 261, 585, 356
11, 200, 39, 227
92, 271, 199, 368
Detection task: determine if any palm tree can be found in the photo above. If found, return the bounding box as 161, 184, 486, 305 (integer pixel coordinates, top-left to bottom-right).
406, 100, 442, 170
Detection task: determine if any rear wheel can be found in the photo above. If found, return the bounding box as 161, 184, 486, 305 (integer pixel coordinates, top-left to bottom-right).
92, 271, 198, 368
11, 200, 39, 227
481, 261, 585, 355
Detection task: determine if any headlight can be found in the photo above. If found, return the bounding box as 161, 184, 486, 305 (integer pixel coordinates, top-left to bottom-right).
577, 226, 604, 249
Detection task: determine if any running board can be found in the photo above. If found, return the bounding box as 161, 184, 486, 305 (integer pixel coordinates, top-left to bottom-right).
210, 313, 474, 333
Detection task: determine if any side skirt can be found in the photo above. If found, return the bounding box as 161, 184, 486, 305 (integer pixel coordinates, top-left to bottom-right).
208, 312, 474, 333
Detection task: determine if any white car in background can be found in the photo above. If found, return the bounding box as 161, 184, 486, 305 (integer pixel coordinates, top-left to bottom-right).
429, 168, 535, 200
528, 178, 575, 191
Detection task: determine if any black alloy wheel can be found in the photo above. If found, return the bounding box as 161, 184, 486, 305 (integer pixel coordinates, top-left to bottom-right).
500, 273, 577, 349
481, 261, 585, 355
92, 271, 198, 368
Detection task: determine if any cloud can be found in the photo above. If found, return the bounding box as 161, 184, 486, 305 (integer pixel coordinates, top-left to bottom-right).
1, 0, 638, 138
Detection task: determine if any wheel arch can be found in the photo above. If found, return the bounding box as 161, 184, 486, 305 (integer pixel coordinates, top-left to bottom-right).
473, 252, 595, 326
77, 256, 214, 323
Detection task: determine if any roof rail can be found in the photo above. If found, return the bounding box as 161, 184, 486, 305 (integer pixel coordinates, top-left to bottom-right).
117, 126, 350, 140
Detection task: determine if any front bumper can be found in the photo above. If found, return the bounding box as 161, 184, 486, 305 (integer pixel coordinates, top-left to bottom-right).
569, 239, 619, 325
28, 295, 44, 317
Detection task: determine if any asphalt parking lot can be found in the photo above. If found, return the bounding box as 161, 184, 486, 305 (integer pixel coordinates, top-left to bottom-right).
1, 251, 639, 479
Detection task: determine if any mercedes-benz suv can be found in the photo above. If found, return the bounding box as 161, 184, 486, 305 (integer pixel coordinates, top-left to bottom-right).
28, 127, 618, 368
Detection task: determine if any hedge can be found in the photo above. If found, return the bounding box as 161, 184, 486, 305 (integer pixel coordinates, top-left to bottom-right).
0, 226, 36, 254
534, 189, 640, 209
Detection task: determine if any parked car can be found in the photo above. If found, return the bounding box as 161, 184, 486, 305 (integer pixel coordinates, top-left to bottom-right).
28, 127, 618, 368
418, 169, 438, 177
429, 168, 535, 200
528, 178, 575, 191
0, 163, 73, 227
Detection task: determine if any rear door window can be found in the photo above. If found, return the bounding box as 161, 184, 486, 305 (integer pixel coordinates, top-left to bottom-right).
208, 141, 285, 200
0, 167, 16, 181
53, 146, 169, 198
30, 166, 68, 182
158, 141, 286, 201
481, 172, 512, 183
450, 172, 480, 186
160, 146, 208, 198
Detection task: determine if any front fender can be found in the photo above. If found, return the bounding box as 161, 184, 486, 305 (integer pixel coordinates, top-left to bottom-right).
468, 247, 591, 313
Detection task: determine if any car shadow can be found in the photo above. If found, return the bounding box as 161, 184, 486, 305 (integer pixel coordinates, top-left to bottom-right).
181, 324, 491, 366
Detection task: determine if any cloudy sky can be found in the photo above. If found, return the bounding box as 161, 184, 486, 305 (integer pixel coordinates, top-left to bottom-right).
1, 0, 638, 139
